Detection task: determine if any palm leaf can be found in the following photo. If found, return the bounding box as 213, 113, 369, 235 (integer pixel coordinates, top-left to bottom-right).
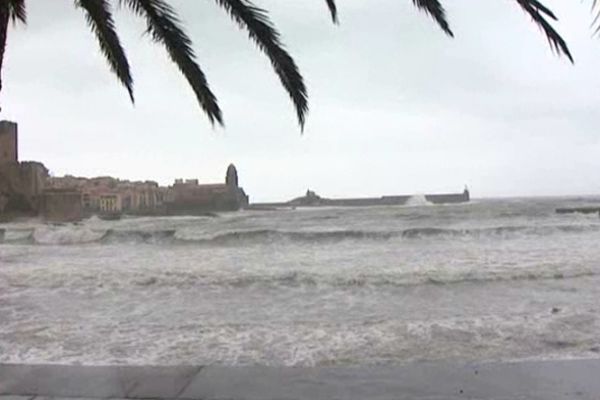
76, 0, 134, 102
325, 0, 338, 24
411, 0, 454, 37
592, 0, 600, 35
7, 0, 26, 24
215, 0, 308, 129
515, 0, 573, 63
120, 0, 223, 126
520, 0, 557, 19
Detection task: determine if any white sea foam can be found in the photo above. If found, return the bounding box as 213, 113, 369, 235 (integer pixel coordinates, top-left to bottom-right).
0, 312, 597, 366
1, 198, 600, 366
405, 194, 433, 207
32, 225, 105, 245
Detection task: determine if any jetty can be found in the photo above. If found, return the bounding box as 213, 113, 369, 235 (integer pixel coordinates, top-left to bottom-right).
249, 188, 470, 210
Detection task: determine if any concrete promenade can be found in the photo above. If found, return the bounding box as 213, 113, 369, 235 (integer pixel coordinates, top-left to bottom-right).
1, 359, 600, 400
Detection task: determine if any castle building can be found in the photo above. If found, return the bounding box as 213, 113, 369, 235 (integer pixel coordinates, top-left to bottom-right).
0, 121, 49, 217
165, 164, 249, 214
0, 121, 18, 164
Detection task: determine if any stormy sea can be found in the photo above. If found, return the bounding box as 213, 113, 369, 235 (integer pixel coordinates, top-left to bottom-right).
1, 197, 599, 366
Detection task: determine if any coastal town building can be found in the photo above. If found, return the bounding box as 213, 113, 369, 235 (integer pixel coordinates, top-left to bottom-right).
47, 176, 166, 215
0, 120, 251, 222
99, 194, 122, 213
46, 166, 249, 218
41, 189, 83, 222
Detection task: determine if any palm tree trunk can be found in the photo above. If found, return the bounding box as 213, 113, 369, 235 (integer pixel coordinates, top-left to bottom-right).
0, 5, 9, 98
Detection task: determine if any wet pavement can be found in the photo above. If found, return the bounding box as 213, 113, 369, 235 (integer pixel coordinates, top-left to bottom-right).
1, 359, 600, 400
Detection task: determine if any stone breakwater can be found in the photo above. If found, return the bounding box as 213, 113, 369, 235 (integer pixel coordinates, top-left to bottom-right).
249, 189, 470, 210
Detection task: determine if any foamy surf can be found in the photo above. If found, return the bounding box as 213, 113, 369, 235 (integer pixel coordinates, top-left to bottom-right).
1, 223, 599, 246
1, 197, 600, 366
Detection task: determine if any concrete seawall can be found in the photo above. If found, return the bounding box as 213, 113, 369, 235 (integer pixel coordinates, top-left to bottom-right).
1, 359, 600, 400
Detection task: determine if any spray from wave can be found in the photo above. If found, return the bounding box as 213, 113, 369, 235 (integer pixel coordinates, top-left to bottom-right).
405, 194, 433, 207
1, 224, 600, 246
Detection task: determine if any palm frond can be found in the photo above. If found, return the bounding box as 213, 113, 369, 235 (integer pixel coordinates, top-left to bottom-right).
515, 0, 573, 63
215, 0, 308, 129
592, 0, 600, 35
120, 0, 223, 126
7, 0, 26, 24
0, 5, 8, 97
411, 0, 454, 37
521, 0, 557, 19
76, 0, 134, 102
325, 0, 338, 24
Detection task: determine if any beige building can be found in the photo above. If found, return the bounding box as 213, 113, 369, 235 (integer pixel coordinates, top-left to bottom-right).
47, 175, 166, 215
119, 181, 165, 213
99, 193, 122, 213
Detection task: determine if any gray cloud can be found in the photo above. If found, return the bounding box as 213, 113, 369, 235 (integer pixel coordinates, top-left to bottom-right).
2, 0, 599, 200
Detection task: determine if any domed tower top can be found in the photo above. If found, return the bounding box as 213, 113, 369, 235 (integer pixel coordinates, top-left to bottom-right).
226, 164, 239, 188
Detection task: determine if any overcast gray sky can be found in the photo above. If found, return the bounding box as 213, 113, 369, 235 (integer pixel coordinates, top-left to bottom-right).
2, 0, 600, 201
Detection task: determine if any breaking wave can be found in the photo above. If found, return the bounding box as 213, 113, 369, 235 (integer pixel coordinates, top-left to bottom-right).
101, 229, 177, 244
401, 224, 600, 238
1, 224, 599, 246
182, 229, 395, 245
164, 268, 598, 289
32, 227, 105, 245
405, 194, 433, 207
6, 266, 597, 291
1, 228, 34, 244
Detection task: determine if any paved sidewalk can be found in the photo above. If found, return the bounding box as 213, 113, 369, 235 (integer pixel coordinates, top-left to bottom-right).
2, 359, 600, 400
